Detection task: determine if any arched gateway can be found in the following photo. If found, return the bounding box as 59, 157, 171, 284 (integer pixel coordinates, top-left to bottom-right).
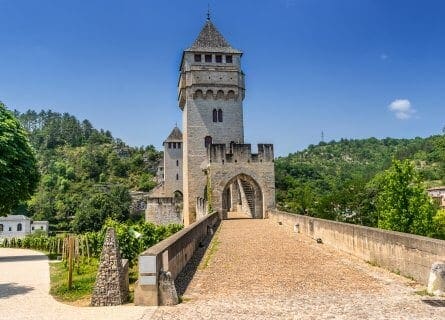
221, 174, 263, 219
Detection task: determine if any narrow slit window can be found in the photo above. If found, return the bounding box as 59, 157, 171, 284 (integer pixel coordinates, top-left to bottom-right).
176, 173, 179, 180
213, 109, 218, 122
204, 136, 212, 148
218, 109, 223, 122
176, 160, 179, 166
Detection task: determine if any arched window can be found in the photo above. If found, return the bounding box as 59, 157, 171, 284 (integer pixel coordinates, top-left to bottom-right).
218, 109, 223, 122
17, 223, 22, 232
0, 224, 3, 232
194, 89, 203, 99
176, 160, 179, 167
204, 136, 212, 148
213, 109, 217, 122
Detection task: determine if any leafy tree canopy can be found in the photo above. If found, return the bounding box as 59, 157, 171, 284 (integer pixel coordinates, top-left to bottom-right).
0, 102, 39, 214
376, 159, 436, 236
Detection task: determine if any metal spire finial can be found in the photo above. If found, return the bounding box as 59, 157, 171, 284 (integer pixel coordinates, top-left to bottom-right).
207, 4, 211, 21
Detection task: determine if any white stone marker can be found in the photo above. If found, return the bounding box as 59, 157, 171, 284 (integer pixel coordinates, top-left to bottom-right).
427, 261, 445, 296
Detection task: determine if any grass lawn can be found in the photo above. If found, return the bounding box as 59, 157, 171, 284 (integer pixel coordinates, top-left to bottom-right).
49, 258, 99, 303
49, 257, 139, 305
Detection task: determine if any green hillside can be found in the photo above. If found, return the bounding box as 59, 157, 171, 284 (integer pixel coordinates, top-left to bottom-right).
275, 136, 445, 226
13, 110, 161, 232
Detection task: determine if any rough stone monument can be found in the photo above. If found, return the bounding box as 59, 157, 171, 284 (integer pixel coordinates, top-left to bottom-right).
427, 261, 445, 296
91, 227, 129, 306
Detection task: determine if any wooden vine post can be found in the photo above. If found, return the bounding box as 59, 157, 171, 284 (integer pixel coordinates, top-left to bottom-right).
68, 235, 75, 290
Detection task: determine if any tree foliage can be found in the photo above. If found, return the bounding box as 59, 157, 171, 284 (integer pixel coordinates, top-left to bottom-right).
376, 159, 436, 236
0, 103, 39, 214
11, 109, 162, 232
276, 135, 445, 237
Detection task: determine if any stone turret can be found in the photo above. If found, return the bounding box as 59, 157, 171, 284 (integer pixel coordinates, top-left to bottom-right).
162, 126, 183, 196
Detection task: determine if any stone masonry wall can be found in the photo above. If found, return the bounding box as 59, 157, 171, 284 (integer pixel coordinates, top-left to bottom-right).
91, 228, 128, 306
268, 210, 445, 285
146, 198, 182, 225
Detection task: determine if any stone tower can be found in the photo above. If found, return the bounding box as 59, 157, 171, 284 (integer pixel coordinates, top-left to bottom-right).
179, 18, 246, 225
162, 126, 183, 196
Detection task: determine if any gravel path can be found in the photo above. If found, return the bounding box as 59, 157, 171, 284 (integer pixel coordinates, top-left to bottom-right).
0, 248, 156, 320
151, 218, 445, 319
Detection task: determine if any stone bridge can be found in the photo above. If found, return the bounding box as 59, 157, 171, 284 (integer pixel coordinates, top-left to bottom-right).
135, 211, 445, 319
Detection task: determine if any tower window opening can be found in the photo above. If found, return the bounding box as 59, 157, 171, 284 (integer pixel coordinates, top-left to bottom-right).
215, 55, 222, 63
204, 136, 213, 148
213, 109, 218, 122
173, 142, 176, 149
205, 54, 212, 62
17, 223, 22, 231
178, 142, 181, 148
218, 109, 223, 122
176, 160, 179, 166
176, 173, 179, 180
168, 142, 172, 149
194, 54, 201, 62
226, 55, 232, 63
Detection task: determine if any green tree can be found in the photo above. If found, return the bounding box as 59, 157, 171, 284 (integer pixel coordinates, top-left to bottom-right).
72, 185, 131, 232
376, 159, 436, 236
0, 102, 39, 214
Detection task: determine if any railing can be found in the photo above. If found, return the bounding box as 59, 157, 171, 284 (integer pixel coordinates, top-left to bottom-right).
134, 211, 220, 306
269, 209, 445, 285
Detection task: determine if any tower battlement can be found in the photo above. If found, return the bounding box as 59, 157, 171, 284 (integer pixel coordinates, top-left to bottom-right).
208, 143, 274, 164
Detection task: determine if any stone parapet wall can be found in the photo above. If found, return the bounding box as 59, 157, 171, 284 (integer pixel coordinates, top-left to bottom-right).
208, 143, 274, 164
268, 210, 445, 285
135, 211, 220, 306
145, 197, 182, 225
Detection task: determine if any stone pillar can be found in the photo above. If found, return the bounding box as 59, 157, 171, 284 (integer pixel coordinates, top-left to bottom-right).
91, 228, 128, 306
427, 261, 445, 296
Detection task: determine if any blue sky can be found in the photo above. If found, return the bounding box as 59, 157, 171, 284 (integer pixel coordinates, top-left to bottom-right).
1, 0, 444, 156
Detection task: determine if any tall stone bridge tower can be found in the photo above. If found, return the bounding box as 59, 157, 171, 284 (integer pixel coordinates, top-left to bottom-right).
178, 18, 275, 226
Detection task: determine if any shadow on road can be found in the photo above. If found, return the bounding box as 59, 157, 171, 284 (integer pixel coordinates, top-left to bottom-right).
0, 283, 34, 299
174, 221, 220, 297
0, 255, 47, 263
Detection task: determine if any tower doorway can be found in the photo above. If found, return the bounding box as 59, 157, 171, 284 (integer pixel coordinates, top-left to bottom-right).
221, 174, 263, 219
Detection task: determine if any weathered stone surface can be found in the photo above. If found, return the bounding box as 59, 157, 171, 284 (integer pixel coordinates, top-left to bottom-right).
91, 228, 128, 306
427, 261, 445, 296
158, 271, 179, 306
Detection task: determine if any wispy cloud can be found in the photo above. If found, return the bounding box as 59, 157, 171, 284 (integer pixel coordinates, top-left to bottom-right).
388, 99, 415, 119
380, 53, 388, 60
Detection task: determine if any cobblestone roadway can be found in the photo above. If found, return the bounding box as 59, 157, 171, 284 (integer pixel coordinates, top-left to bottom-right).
151, 218, 445, 320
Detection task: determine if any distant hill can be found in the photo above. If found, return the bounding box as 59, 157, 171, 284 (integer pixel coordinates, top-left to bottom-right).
13, 109, 161, 231
275, 135, 445, 226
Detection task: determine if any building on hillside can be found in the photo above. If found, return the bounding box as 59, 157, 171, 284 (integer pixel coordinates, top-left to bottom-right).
146, 16, 275, 226
0, 215, 49, 239
428, 186, 445, 208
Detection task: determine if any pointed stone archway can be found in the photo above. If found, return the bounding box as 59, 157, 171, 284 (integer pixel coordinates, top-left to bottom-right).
221, 174, 263, 219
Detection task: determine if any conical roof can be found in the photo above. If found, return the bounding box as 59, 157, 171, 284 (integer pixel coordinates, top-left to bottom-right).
163, 126, 182, 143
186, 20, 241, 54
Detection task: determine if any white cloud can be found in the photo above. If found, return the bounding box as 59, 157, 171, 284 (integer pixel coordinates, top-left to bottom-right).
380, 53, 388, 60
388, 99, 415, 119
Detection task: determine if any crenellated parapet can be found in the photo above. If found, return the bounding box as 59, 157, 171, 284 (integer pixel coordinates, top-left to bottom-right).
207, 143, 274, 164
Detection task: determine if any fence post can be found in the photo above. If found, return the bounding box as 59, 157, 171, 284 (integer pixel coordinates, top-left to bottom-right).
68, 236, 75, 289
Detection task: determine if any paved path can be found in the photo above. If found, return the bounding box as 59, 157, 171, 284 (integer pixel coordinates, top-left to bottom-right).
0, 248, 156, 320
151, 219, 445, 320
